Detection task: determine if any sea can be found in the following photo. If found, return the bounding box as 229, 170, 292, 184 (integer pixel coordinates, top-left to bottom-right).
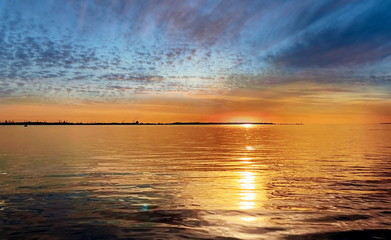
0, 124, 390, 239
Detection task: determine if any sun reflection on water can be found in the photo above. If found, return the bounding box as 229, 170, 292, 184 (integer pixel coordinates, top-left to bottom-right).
236, 138, 268, 228
240, 217, 256, 222
239, 171, 257, 209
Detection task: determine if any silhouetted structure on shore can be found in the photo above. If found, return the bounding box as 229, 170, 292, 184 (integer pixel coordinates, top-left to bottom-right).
0, 121, 140, 126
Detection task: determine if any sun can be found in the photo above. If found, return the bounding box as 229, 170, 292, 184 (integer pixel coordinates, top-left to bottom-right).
242, 123, 253, 128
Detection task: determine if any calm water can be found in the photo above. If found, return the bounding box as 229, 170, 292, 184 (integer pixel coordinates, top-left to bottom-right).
0, 125, 390, 239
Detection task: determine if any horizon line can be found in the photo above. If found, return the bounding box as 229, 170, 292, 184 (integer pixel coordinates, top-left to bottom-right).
0, 121, 304, 126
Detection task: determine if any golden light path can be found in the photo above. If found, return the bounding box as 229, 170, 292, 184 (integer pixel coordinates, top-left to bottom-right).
237, 142, 267, 227
239, 144, 257, 213
239, 171, 256, 210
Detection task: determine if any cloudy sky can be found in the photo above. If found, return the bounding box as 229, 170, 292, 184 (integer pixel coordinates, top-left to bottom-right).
1, 0, 390, 123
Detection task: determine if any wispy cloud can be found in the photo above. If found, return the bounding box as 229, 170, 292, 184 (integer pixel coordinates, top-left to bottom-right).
0, 0, 390, 110
270, 1, 391, 69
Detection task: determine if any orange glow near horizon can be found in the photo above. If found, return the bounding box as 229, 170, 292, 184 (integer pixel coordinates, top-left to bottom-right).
1, 82, 390, 124
1, 101, 390, 124
208, 112, 267, 123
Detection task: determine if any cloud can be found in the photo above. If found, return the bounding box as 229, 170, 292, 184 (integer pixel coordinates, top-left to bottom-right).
0, 0, 390, 104
270, 1, 391, 69
100, 74, 164, 83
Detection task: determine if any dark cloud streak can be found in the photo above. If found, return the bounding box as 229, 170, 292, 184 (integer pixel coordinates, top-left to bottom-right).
271, 1, 391, 68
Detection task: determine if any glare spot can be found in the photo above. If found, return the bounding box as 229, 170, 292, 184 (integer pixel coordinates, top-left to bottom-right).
240, 201, 256, 210
240, 183, 255, 190
239, 157, 253, 166
245, 146, 254, 151
241, 217, 256, 222
240, 192, 256, 201
242, 124, 252, 128
142, 203, 149, 212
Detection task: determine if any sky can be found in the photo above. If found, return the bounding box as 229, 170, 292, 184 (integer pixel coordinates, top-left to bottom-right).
0, 0, 390, 123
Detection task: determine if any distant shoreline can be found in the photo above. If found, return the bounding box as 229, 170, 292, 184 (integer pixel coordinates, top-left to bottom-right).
0, 121, 304, 126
